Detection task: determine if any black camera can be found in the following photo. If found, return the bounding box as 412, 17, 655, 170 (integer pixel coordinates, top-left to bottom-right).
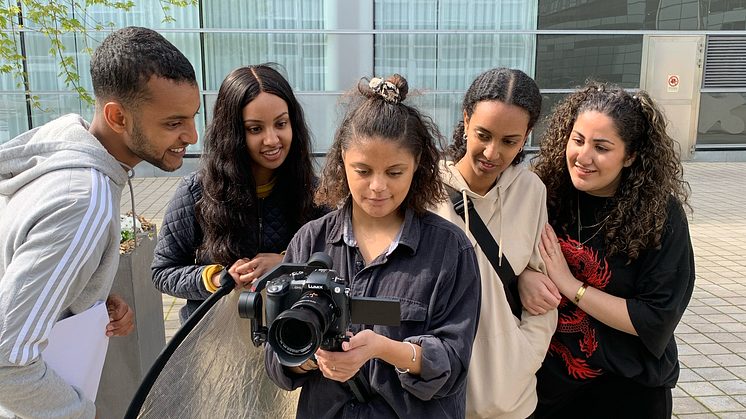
238, 252, 400, 367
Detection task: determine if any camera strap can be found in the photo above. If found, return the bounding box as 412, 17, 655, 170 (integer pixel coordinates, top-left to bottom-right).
346, 372, 373, 404
448, 187, 522, 318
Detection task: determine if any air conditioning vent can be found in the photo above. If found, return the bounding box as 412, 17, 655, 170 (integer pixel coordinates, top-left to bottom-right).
703, 36, 746, 89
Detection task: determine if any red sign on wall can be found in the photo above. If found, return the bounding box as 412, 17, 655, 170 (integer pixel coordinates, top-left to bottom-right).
668, 75, 680, 92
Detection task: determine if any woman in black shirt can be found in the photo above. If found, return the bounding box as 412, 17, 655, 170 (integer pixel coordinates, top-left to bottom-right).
521, 84, 695, 418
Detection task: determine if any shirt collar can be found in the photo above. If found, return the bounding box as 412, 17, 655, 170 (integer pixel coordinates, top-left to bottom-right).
255, 176, 277, 198
327, 202, 419, 256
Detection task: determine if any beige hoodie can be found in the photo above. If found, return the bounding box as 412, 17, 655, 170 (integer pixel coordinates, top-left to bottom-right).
432, 160, 557, 419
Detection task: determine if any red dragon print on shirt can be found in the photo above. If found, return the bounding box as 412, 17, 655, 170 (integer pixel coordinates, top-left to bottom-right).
548, 236, 612, 380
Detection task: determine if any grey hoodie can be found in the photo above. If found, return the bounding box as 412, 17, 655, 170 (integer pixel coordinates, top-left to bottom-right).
0, 114, 127, 419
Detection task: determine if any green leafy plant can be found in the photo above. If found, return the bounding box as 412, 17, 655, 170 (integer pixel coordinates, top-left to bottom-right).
120, 228, 134, 244
0, 0, 197, 110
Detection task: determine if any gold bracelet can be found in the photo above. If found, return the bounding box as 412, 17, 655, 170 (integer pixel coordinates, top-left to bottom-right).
573, 283, 589, 305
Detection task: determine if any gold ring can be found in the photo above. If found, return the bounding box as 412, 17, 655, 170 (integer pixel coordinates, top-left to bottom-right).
548, 252, 556, 257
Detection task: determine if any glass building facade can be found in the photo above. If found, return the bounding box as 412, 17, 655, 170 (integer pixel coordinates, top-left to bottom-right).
1, 0, 745, 169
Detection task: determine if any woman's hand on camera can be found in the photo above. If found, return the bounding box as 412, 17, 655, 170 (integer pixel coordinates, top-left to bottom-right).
212, 258, 251, 289
518, 269, 561, 315
238, 253, 285, 287
214, 254, 285, 289
316, 330, 382, 382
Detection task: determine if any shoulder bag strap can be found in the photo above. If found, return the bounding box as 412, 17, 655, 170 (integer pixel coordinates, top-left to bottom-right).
448, 187, 522, 318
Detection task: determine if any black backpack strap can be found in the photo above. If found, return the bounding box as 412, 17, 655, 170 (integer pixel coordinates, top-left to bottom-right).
448, 188, 522, 318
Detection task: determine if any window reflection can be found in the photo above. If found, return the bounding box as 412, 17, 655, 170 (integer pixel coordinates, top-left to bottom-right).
538, 0, 745, 31
531, 93, 569, 147
536, 35, 643, 89
0, 95, 29, 143
375, 0, 537, 91
697, 92, 746, 145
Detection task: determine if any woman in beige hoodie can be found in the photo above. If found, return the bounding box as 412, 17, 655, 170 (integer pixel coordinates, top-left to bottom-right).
432, 68, 558, 419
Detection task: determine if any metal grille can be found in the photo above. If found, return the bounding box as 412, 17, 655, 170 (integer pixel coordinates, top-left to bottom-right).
703, 35, 746, 89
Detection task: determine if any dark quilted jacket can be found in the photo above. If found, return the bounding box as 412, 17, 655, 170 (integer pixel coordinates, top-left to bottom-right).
151, 171, 324, 323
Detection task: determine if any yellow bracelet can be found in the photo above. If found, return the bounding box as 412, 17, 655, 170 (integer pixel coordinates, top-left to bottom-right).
573, 283, 589, 305
202, 264, 224, 293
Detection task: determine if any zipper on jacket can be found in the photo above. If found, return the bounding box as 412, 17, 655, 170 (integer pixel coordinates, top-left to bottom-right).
258, 197, 264, 250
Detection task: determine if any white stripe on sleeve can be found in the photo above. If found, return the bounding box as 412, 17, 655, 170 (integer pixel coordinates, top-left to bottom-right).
10, 169, 113, 365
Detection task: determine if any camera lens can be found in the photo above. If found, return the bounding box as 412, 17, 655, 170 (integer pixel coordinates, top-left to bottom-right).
272, 311, 318, 358
269, 292, 337, 366
278, 318, 313, 350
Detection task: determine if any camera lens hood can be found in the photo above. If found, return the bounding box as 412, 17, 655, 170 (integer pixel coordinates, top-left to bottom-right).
269, 307, 323, 366
269, 291, 338, 366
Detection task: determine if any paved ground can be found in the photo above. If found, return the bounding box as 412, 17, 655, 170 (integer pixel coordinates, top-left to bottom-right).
122, 162, 746, 418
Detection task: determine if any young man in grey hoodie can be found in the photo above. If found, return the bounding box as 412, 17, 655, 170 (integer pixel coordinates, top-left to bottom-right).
0, 27, 200, 419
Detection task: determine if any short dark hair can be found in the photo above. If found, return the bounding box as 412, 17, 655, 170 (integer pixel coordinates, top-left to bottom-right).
315, 74, 445, 215
448, 67, 542, 164
196, 64, 316, 265
90, 26, 197, 109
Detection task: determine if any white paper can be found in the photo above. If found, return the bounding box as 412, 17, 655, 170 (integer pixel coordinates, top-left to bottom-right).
44, 302, 110, 401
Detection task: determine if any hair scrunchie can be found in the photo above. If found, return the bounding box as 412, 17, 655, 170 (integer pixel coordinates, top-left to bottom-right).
369, 77, 401, 103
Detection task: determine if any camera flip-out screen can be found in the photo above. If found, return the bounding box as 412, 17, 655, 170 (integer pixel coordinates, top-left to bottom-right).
350, 297, 400, 327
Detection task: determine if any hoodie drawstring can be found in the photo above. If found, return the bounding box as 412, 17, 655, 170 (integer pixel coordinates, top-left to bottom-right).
118, 161, 138, 247
497, 187, 503, 266
462, 189, 470, 239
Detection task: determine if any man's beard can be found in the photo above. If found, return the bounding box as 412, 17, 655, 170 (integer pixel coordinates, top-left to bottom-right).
129, 121, 182, 172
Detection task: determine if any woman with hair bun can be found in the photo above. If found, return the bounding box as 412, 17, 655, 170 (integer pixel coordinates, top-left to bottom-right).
433, 67, 557, 419
265, 74, 481, 418
524, 84, 695, 418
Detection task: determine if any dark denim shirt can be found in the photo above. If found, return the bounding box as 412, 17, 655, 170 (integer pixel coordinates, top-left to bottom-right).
265, 205, 481, 418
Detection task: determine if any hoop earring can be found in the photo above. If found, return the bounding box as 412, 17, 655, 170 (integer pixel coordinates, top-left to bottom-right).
463, 133, 467, 141
519, 147, 523, 153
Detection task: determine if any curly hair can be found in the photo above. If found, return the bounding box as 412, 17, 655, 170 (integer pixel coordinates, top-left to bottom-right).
196, 64, 315, 265
315, 74, 445, 215
447, 67, 542, 164
532, 83, 691, 260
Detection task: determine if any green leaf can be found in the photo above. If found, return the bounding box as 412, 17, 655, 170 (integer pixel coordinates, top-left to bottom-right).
121, 229, 134, 244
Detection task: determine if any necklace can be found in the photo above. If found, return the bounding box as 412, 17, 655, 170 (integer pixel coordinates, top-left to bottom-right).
576, 198, 610, 250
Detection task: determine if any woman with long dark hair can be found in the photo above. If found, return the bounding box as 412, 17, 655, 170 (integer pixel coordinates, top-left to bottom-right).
523, 84, 694, 418
152, 64, 323, 323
